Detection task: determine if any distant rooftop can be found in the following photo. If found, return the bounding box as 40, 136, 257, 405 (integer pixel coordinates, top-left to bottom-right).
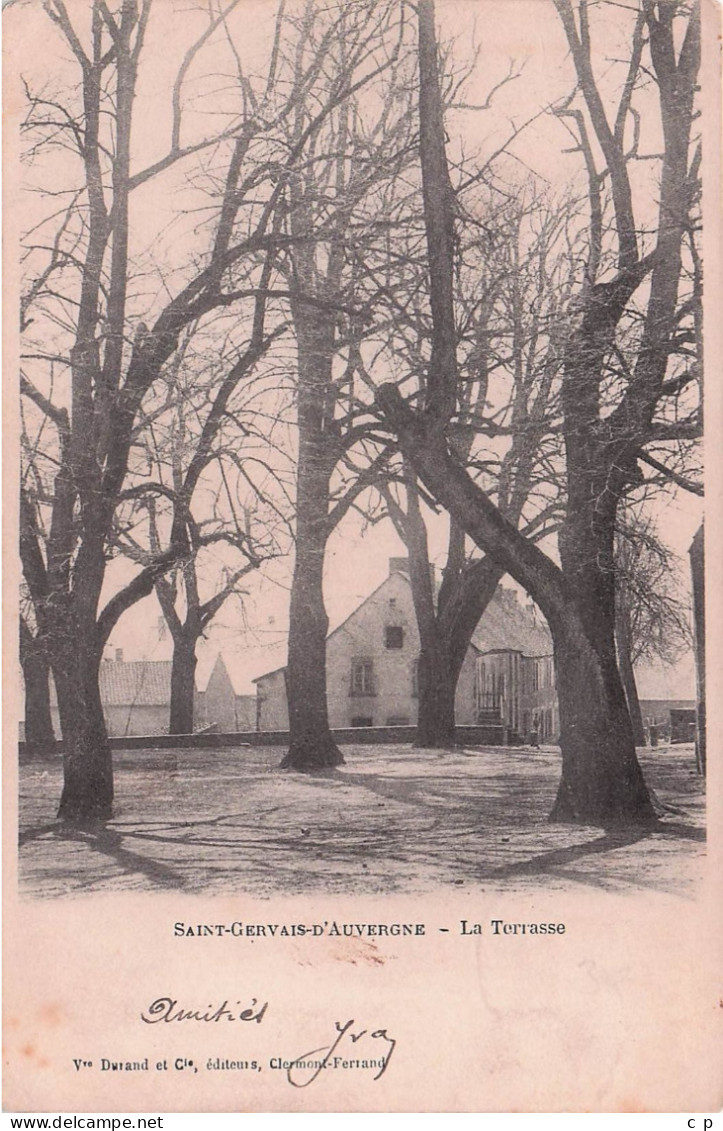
252, 562, 553, 684
98, 660, 176, 706
471, 586, 552, 658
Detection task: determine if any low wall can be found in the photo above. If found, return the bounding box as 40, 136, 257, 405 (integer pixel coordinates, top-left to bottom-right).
19, 722, 509, 759
323, 724, 509, 746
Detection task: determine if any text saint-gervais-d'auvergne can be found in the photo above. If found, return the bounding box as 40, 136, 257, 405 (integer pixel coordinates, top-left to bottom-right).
172, 920, 567, 938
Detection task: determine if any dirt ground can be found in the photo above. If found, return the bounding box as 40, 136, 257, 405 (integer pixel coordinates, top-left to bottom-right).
17, 742, 705, 899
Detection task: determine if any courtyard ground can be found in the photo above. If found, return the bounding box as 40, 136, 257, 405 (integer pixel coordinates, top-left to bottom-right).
17, 742, 705, 899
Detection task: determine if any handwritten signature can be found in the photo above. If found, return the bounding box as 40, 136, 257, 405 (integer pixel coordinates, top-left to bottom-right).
285, 1019, 396, 1088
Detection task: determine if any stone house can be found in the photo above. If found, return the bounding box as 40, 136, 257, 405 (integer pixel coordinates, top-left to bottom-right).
475, 650, 557, 742
254, 557, 558, 740
48, 656, 188, 738
47, 652, 245, 737
470, 588, 558, 741
202, 653, 256, 732
638, 698, 696, 744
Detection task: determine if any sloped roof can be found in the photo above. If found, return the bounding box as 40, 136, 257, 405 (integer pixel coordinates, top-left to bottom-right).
252, 568, 418, 683
252, 573, 404, 684
252, 567, 553, 684
98, 660, 173, 706
222, 642, 287, 690
196, 653, 255, 700
472, 587, 552, 657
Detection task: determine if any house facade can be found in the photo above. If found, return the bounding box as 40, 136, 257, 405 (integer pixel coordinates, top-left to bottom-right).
254, 558, 558, 741
475, 650, 557, 741
47, 652, 241, 738
639, 698, 696, 744
48, 658, 187, 738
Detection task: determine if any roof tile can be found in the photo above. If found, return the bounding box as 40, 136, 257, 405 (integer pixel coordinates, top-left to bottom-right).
98, 660, 173, 706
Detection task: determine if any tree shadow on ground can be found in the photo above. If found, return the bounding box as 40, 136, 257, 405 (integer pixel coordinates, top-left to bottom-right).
652, 821, 706, 842
18, 764, 704, 896
479, 820, 705, 884
299, 770, 705, 891
310, 765, 551, 817
46, 825, 185, 889
19, 822, 63, 847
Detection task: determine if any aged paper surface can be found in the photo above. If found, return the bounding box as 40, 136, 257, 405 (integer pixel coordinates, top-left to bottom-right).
4, 0, 723, 1114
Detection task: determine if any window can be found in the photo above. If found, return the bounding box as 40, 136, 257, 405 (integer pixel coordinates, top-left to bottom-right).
351, 659, 374, 696
351, 716, 373, 727
387, 715, 410, 726
385, 625, 404, 649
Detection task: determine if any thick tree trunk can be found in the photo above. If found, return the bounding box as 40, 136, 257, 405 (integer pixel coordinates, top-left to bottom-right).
169, 634, 198, 735
415, 639, 456, 747
376, 395, 656, 826
399, 471, 458, 748
281, 304, 342, 771
552, 481, 654, 822
281, 509, 342, 769
550, 617, 654, 823
54, 643, 113, 823
444, 559, 504, 678
412, 560, 502, 748
20, 621, 56, 759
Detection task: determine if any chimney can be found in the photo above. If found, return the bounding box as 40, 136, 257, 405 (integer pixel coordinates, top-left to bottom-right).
115, 648, 124, 662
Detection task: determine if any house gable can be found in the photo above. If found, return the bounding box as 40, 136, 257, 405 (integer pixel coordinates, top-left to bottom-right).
324, 568, 421, 728
253, 562, 425, 730
201, 654, 239, 732
252, 559, 557, 734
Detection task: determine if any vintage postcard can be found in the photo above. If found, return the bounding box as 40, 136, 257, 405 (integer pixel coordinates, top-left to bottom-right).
4, 0, 722, 1114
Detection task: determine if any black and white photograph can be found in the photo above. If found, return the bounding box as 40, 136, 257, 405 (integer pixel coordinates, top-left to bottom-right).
4, 0, 721, 1114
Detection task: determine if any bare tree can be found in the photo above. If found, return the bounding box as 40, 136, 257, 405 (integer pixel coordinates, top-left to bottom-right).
18, 0, 357, 819
615, 511, 693, 745
379, 188, 570, 746
276, 0, 417, 770
379, 0, 701, 824
120, 332, 291, 735
154, 558, 257, 735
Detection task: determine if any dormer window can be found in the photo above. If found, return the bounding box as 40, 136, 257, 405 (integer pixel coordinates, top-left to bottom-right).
385, 625, 404, 649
